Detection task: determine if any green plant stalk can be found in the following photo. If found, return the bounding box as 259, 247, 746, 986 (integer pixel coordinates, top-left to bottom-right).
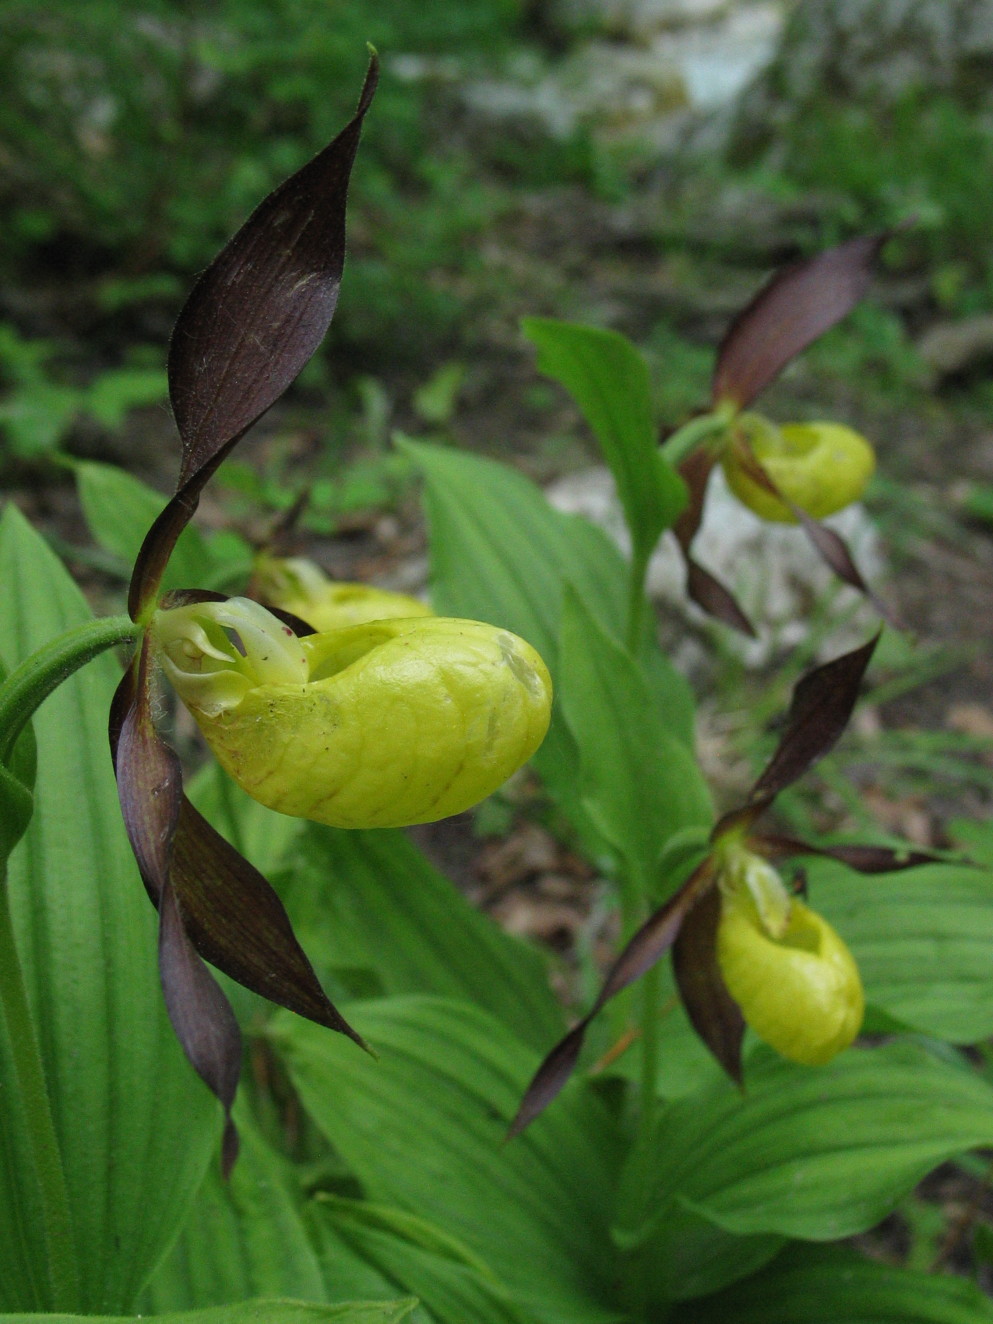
625, 547, 650, 655
0, 613, 140, 1307
0, 861, 79, 1308
663, 408, 734, 470
0, 615, 140, 765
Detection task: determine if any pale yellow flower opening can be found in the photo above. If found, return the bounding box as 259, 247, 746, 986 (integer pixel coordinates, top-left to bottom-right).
722, 413, 876, 524
715, 845, 864, 1066
153, 596, 552, 830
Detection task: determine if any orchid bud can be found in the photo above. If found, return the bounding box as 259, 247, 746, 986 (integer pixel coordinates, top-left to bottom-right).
153, 597, 552, 829
254, 555, 432, 632
722, 414, 875, 524
715, 849, 864, 1066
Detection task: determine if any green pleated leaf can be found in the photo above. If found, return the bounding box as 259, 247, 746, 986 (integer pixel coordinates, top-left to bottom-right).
140, 1110, 325, 1313
401, 439, 696, 852
311, 1197, 536, 1324
673, 1243, 993, 1323
619, 1042, 993, 1254
521, 318, 686, 565
272, 996, 624, 1324
0, 1302, 416, 1324
0, 504, 218, 1313
76, 462, 251, 592
278, 823, 563, 1052
557, 588, 711, 895
812, 860, 993, 1043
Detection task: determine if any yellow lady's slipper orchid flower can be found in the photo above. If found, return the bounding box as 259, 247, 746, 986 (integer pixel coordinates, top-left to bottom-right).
153, 596, 552, 829
722, 414, 876, 524
254, 554, 432, 631
715, 847, 864, 1066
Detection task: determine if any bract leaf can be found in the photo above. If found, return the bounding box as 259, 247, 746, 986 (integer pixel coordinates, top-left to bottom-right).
672, 885, 745, 1083
510, 858, 716, 1136
557, 586, 712, 898
522, 317, 687, 566
712, 233, 888, 408
747, 635, 878, 804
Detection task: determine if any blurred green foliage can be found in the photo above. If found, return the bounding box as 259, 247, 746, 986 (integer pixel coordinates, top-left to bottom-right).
739, 88, 993, 315
0, 0, 530, 361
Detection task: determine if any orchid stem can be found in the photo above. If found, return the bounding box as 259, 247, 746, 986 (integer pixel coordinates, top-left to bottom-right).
625, 549, 649, 656
0, 615, 140, 766
0, 862, 80, 1308
662, 407, 734, 470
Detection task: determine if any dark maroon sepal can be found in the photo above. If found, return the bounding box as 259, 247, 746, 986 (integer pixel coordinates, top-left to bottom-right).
111, 638, 182, 905
686, 558, 757, 636
711, 798, 775, 845
712, 233, 889, 409
506, 1019, 591, 1140
791, 506, 895, 622
750, 833, 941, 874
169, 798, 367, 1049
673, 450, 757, 636
159, 878, 242, 1177
672, 886, 745, 1083
127, 56, 378, 621
729, 440, 887, 614
169, 55, 378, 488
509, 858, 717, 1137
749, 635, 879, 803
673, 450, 716, 552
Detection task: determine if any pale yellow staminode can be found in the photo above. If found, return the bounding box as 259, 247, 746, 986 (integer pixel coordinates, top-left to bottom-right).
254, 554, 432, 632
715, 848, 864, 1066
153, 597, 552, 829
722, 414, 876, 524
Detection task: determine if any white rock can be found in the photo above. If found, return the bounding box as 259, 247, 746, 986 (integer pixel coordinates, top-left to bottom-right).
545, 464, 886, 666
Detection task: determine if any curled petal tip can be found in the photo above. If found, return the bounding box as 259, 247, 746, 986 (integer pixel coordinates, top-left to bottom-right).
254, 555, 432, 632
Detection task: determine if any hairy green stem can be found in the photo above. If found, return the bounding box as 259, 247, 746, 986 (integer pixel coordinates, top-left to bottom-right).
0, 616, 140, 766
663, 408, 735, 470
0, 863, 79, 1308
